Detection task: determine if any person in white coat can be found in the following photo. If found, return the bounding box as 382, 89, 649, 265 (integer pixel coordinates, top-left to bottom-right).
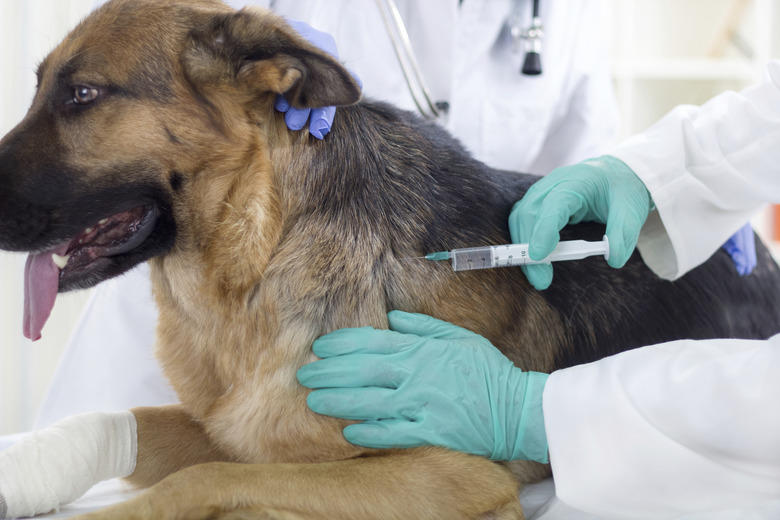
298, 61, 780, 518
35, 0, 619, 427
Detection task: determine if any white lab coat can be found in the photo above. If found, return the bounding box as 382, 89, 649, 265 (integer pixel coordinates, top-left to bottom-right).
617, 61, 780, 282
543, 61, 780, 518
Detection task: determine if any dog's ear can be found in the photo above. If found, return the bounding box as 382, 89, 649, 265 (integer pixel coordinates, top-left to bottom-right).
184, 9, 361, 109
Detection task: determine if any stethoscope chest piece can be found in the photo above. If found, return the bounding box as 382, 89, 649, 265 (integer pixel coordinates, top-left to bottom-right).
511, 0, 543, 76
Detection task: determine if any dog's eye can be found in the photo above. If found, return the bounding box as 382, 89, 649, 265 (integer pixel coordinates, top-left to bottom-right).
73, 86, 99, 105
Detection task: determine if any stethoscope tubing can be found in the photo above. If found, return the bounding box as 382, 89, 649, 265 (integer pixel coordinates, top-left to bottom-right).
377, 0, 543, 119
375, 0, 443, 118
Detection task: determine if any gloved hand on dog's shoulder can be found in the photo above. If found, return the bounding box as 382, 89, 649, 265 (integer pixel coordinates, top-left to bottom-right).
276, 20, 362, 139
297, 310, 550, 463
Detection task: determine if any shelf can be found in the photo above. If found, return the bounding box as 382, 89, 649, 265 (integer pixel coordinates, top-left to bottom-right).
612, 57, 760, 81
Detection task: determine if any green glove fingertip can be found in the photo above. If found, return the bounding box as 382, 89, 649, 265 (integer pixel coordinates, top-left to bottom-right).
305, 390, 325, 414
296, 364, 316, 387
521, 263, 553, 291
311, 326, 381, 358
343, 422, 394, 449
388, 311, 482, 341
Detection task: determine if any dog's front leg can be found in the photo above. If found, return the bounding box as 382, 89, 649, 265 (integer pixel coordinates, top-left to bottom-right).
71, 449, 525, 520
0, 410, 136, 519
0, 405, 229, 519
126, 404, 233, 488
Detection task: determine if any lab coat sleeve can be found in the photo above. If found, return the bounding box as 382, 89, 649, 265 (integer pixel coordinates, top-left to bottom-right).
610, 60, 780, 280
543, 335, 780, 519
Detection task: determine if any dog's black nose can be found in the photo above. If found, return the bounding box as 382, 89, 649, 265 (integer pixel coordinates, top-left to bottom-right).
0, 134, 57, 251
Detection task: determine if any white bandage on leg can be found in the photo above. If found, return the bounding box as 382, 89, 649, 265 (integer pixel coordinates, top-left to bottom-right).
0, 410, 137, 519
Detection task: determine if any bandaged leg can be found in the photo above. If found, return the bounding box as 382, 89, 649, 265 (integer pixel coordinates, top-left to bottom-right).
0, 410, 137, 519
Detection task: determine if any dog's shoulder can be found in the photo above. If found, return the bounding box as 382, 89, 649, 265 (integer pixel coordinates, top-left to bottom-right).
302, 99, 543, 253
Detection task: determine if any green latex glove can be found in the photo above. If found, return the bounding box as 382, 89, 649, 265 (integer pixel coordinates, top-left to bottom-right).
297, 311, 550, 463
509, 155, 653, 290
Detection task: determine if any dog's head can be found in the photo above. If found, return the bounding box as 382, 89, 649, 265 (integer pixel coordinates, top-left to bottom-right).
0, 0, 361, 339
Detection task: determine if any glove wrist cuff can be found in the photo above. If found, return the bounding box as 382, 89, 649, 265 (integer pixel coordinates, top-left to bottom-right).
498, 369, 549, 463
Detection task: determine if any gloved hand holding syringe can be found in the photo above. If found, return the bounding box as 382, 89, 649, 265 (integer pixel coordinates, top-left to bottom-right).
414, 236, 609, 271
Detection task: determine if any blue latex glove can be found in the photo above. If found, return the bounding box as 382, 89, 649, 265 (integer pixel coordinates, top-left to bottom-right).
275, 20, 361, 139
297, 311, 550, 463
509, 155, 653, 290
721, 223, 757, 276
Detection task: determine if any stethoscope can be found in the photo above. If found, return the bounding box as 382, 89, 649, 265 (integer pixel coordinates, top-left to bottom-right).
375, 0, 544, 119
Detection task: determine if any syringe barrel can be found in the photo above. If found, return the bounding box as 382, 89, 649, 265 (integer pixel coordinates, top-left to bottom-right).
451, 244, 532, 271
450, 246, 494, 271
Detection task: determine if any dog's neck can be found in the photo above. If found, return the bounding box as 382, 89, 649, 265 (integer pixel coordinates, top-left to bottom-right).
142, 117, 376, 463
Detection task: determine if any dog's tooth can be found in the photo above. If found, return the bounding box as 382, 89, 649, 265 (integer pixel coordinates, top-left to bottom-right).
84, 227, 94, 234
52, 253, 71, 269
99, 218, 109, 225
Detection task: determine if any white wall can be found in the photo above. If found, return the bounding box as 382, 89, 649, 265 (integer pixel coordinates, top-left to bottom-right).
1, 0, 779, 434
0, 0, 95, 435
606, 0, 780, 247
608, 0, 777, 137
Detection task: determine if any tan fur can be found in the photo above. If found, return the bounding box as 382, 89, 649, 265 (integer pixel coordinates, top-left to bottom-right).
83, 449, 524, 520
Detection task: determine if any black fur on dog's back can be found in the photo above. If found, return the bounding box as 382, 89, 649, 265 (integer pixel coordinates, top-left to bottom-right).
292, 98, 780, 372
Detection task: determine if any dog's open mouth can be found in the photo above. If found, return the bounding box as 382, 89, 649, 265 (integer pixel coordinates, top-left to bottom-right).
23, 204, 158, 341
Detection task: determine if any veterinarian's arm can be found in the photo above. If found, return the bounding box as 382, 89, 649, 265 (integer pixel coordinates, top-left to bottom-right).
544, 334, 780, 518
513, 60, 780, 287
297, 311, 550, 463
608, 60, 780, 280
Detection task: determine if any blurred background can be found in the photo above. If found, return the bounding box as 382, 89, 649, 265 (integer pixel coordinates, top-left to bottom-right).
1, 0, 779, 434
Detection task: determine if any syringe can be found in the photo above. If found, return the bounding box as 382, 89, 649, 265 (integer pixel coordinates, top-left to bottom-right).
423, 236, 609, 272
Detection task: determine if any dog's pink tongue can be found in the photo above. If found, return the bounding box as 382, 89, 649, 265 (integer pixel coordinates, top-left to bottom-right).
23, 248, 64, 341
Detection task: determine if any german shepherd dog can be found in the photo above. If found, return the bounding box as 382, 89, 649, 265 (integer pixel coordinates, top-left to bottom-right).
2, 1, 780, 518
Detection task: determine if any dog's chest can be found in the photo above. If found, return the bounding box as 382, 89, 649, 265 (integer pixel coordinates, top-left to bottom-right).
153, 288, 363, 463
174, 346, 360, 464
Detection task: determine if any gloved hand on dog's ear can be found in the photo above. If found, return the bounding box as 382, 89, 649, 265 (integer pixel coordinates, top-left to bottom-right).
297, 311, 550, 463
275, 20, 362, 139
509, 155, 653, 290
